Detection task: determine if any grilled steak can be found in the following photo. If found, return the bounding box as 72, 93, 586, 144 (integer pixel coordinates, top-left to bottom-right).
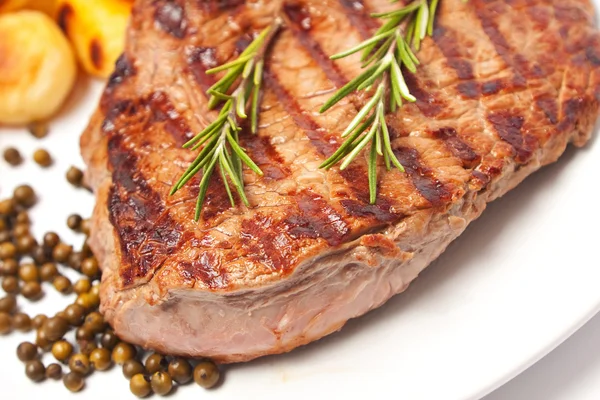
81, 0, 600, 363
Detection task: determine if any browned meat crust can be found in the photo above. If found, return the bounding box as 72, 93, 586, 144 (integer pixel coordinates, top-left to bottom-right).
81, 0, 600, 362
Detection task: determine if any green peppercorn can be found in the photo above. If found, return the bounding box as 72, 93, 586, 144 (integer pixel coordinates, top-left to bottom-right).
130, 373, 152, 398
100, 330, 119, 350
46, 363, 62, 380
0, 295, 16, 313
52, 243, 72, 263
25, 360, 46, 382
52, 340, 73, 362
33, 149, 52, 167
43, 316, 69, 342
112, 342, 136, 365
17, 342, 38, 362
151, 371, 173, 396
53, 275, 72, 294
73, 278, 91, 295
2, 275, 19, 294
90, 348, 112, 371
123, 359, 145, 379
193, 360, 220, 389
21, 281, 42, 300
168, 358, 192, 384
75, 292, 98, 310
42, 232, 60, 249
81, 257, 99, 278
145, 353, 167, 374
84, 312, 105, 334
13, 312, 32, 332
39, 262, 58, 282
75, 325, 95, 341
66, 214, 82, 231
63, 372, 84, 392
66, 166, 84, 187
0, 259, 18, 276
68, 251, 84, 270
78, 339, 97, 356
69, 353, 90, 375
64, 304, 85, 326
3, 147, 22, 166
0, 242, 17, 260
0, 311, 12, 334
13, 185, 36, 208
18, 263, 39, 282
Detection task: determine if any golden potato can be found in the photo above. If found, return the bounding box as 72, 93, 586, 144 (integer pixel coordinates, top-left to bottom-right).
0, 0, 29, 13
56, 0, 132, 78
27, 0, 58, 16
0, 11, 77, 125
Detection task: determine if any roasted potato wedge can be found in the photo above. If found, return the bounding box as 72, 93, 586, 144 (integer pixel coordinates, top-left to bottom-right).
56, 0, 132, 78
0, 11, 76, 125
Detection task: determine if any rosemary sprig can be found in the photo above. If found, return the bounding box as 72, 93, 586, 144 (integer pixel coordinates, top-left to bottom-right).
319, 0, 440, 204
170, 19, 281, 220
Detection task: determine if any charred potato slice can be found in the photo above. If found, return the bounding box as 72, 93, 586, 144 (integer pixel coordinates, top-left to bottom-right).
56, 0, 132, 78
0, 11, 76, 125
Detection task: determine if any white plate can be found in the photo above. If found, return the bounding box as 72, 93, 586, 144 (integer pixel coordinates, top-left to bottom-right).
2, 21, 600, 400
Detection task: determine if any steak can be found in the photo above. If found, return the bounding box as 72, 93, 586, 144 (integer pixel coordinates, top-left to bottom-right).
81, 0, 600, 363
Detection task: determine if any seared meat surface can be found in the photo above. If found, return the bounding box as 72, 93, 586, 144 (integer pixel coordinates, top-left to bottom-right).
81, 0, 600, 362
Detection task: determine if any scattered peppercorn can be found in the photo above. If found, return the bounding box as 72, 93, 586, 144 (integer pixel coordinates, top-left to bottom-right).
33, 149, 53, 167
3, 147, 23, 166
66, 214, 82, 231
130, 373, 152, 398
17, 342, 38, 362
25, 360, 46, 382
168, 358, 192, 384
53, 275, 72, 294
28, 121, 49, 139
151, 371, 173, 396
66, 166, 84, 187
193, 360, 220, 389
63, 372, 84, 392
46, 363, 63, 380
13, 185, 36, 208
123, 359, 145, 380
90, 348, 112, 371
69, 353, 91, 375
13, 312, 32, 332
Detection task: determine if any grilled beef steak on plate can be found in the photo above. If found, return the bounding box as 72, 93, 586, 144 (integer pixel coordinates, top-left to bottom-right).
81, 0, 600, 362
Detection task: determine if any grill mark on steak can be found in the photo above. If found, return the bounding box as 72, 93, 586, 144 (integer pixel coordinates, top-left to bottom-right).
487, 112, 534, 163
180, 252, 227, 290
432, 127, 481, 169
338, 0, 378, 40
282, 3, 347, 87
186, 47, 218, 93
285, 191, 350, 246
198, 0, 245, 14
433, 26, 475, 81
240, 135, 290, 181
403, 73, 444, 117
340, 199, 403, 224
107, 134, 186, 287
153, 0, 187, 38
393, 147, 453, 208
107, 54, 137, 90
146, 91, 194, 146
